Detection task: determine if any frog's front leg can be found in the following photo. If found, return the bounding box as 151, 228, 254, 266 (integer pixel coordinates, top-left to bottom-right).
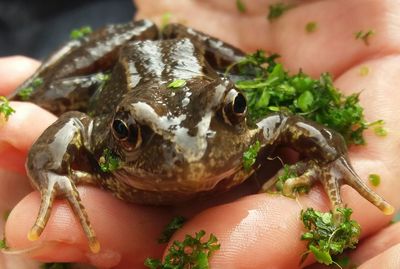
26, 111, 100, 252
257, 113, 394, 221
10, 20, 158, 116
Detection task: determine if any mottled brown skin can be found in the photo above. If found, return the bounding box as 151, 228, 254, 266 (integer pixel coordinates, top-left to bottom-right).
10, 20, 393, 253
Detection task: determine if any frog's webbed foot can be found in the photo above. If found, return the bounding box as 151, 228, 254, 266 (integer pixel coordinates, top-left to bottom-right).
28, 172, 100, 253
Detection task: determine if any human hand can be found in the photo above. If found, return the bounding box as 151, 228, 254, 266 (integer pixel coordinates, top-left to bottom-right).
2, 0, 400, 268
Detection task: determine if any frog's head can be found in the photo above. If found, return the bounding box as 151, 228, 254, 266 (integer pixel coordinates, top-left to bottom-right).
108, 77, 258, 196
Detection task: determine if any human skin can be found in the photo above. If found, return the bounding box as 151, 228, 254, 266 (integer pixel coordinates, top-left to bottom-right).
1, 0, 400, 268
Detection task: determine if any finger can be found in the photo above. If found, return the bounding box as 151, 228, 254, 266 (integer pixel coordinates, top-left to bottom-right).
168, 185, 391, 269
0, 102, 56, 153
264, 0, 400, 77
137, 0, 400, 78
334, 55, 400, 224
358, 244, 400, 269
170, 187, 393, 269
0, 56, 40, 95
351, 222, 400, 267
5, 187, 173, 269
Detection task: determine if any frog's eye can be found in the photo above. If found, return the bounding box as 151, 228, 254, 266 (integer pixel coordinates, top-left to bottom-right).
112, 119, 129, 140
112, 116, 142, 151
222, 90, 247, 125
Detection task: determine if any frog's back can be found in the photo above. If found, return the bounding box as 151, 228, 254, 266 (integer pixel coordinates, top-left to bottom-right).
89, 37, 219, 117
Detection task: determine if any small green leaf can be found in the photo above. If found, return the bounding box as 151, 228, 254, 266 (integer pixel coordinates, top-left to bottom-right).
297, 90, 314, 112
321, 212, 332, 224
309, 244, 332, 265
168, 79, 186, 89
236, 0, 246, 13
243, 140, 261, 171
354, 29, 375, 45
368, 174, 381, 187
70, 26, 93, 40
98, 148, 122, 173
145, 230, 220, 269
96, 72, 111, 82
18, 87, 34, 101
0, 238, 7, 249
17, 76, 43, 100
161, 12, 172, 30
267, 3, 292, 21
255, 90, 270, 109
305, 22, 317, 33
196, 252, 209, 269
158, 216, 186, 243
144, 258, 162, 269
335, 256, 351, 267
32, 77, 43, 87
359, 66, 369, 76
0, 96, 15, 121
374, 126, 388, 136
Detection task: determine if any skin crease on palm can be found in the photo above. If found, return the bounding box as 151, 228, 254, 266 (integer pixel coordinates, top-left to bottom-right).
1, 0, 400, 268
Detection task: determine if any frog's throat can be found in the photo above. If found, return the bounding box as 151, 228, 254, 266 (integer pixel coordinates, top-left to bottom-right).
115, 165, 242, 193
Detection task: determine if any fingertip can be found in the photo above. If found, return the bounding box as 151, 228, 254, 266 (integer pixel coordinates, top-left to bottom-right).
0, 102, 56, 151
6, 187, 172, 268
0, 56, 40, 95
169, 193, 309, 269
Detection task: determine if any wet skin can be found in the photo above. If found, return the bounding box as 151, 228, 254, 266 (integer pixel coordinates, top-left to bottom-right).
9, 19, 394, 253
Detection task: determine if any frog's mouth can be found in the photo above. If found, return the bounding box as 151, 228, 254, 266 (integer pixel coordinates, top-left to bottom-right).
115, 165, 246, 193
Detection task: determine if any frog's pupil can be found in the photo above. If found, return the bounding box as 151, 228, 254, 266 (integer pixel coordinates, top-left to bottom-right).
233, 93, 246, 114
113, 119, 129, 139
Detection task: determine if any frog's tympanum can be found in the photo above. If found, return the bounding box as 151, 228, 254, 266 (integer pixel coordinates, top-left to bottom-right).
10, 20, 393, 253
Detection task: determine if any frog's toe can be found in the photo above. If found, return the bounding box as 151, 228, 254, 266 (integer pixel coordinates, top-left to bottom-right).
334, 156, 394, 215
260, 160, 319, 197
64, 184, 100, 253
320, 156, 394, 218
263, 156, 394, 218
28, 185, 56, 241
29, 172, 100, 253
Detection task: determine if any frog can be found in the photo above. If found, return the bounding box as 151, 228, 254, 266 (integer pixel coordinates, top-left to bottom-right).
9, 19, 394, 253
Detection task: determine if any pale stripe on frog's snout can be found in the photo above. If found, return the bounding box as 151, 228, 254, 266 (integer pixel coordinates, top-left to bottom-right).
129, 82, 227, 163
